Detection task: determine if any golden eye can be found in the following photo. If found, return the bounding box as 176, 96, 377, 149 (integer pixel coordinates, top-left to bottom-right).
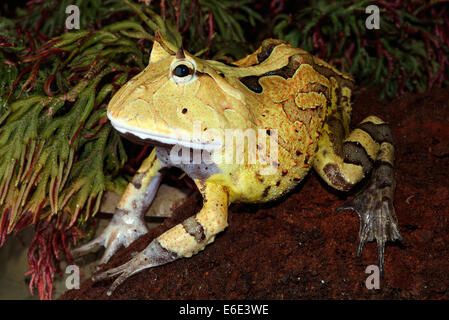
171, 59, 196, 84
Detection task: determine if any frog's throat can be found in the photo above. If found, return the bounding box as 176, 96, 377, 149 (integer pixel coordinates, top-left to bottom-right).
108, 116, 222, 151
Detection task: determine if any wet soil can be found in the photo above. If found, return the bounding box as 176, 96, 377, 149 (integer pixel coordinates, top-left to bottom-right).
61, 87, 449, 299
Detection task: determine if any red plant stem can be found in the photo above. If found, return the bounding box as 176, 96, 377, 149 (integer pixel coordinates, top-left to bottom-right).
22, 48, 67, 63
32, 200, 46, 225
0, 208, 10, 247
62, 229, 72, 264
18, 47, 32, 58
24, 31, 36, 53
84, 118, 108, 139
173, 0, 181, 32
52, 232, 59, 260
13, 211, 33, 234
6, 65, 32, 103
182, 0, 197, 33
22, 59, 44, 94
208, 12, 214, 46
161, 0, 166, 20
45, 74, 56, 96
35, 39, 61, 54
70, 123, 84, 146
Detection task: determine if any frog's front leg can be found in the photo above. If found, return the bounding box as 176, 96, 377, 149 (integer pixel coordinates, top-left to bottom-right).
314, 115, 403, 273
93, 181, 229, 296
72, 149, 164, 264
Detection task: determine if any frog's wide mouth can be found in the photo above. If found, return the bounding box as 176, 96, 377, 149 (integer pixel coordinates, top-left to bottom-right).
108, 116, 222, 150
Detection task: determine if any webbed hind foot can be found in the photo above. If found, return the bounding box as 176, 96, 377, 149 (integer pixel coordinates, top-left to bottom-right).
71, 211, 149, 264
336, 153, 403, 274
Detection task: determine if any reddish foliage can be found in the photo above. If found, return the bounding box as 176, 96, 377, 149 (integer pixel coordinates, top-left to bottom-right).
25, 220, 74, 300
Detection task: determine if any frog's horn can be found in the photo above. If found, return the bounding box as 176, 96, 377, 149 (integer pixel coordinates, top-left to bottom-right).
151, 30, 176, 63
153, 30, 177, 52
176, 45, 185, 59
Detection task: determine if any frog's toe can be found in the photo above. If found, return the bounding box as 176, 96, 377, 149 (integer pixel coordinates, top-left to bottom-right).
93, 238, 178, 296
71, 235, 106, 259
336, 176, 402, 274
71, 211, 149, 264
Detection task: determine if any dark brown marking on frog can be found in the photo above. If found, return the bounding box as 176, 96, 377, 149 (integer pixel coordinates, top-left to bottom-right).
182, 216, 206, 242
131, 172, 146, 189
262, 186, 271, 198
298, 82, 331, 102
373, 160, 395, 190
244, 55, 308, 97
358, 122, 394, 144
334, 83, 342, 112
326, 116, 345, 157
323, 163, 353, 192
311, 60, 354, 90
257, 42, 276, 64
343, 141, 374, 175
176, 46, 185, 59
305, 153, 311, 164
374, 160, 394, 170
261, 55, 301, 79
149, 239, 179, 264
240, 76, 263, 93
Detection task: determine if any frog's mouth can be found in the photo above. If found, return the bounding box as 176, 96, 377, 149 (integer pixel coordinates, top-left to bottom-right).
108, 117, 223, 150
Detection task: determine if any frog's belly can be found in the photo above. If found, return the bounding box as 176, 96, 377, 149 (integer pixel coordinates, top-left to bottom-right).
155, 146, 225, 182
155, 146, 310, 203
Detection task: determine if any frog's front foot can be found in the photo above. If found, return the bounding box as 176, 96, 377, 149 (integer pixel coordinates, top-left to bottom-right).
336, 161, 403, 274
92, 238, 178, 296
71, 210, 149, 265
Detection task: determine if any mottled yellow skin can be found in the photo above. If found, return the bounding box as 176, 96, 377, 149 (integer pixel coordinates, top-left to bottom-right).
108, 35, 354, 204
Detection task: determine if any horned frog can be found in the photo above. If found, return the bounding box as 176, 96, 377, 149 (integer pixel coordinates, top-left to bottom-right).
72, 32, 402, 295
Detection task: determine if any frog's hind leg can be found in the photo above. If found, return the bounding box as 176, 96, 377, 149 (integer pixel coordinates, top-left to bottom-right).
93, 182, 229, 296
72, 149, 164, 264
314, 115, 402, 273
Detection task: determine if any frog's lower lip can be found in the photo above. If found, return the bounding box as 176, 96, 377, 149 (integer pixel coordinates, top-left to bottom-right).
108, 117, 222, 150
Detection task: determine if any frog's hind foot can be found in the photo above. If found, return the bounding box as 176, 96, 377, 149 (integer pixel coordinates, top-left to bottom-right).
336, 143, 403, 274
71, 211, 149, 265
93, 238, 178, 296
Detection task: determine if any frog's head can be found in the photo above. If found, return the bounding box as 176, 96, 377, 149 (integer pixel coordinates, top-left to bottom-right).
107, 32, 253, 150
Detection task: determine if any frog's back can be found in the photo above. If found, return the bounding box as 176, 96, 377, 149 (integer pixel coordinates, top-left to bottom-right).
218, 39, 355, 202
233, 39, 354, 123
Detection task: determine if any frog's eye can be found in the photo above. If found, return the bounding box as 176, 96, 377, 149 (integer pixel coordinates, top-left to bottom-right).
170, 60, 196, 84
